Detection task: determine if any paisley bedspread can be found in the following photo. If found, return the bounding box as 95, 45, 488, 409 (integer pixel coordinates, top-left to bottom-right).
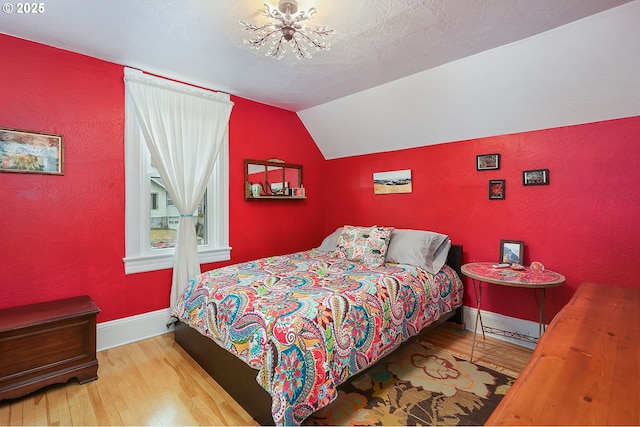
170, 249, 463, 426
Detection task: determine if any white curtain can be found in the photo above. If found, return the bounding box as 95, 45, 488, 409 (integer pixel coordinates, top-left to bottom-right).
124, 68, 234, 307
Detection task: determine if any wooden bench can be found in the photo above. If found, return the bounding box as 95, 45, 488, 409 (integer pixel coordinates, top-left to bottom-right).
486, 282, 640, 425
0, 296, 100, 400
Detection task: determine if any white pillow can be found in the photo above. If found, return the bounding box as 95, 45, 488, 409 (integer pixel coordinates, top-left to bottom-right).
385, 229, 451, 274
315, 227, 343, 252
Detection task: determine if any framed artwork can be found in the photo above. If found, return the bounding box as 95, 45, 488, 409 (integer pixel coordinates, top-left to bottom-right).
373, 169, 412, 194
489, 179, 505, 200
523, 169, 549, 186
500, 240, 524, 265
0, 127, 64, 175
476, 153, 500, 171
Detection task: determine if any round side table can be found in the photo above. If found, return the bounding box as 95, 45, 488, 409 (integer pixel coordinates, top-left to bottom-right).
461, 262, 565, 361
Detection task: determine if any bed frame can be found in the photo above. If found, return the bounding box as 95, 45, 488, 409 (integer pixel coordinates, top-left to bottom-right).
174, 244, 464, 425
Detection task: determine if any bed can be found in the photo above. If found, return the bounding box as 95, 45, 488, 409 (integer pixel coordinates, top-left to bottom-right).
170, 226, 464, 426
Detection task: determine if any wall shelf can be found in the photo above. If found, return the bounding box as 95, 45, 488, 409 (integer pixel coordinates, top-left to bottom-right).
244, 159, 305, 201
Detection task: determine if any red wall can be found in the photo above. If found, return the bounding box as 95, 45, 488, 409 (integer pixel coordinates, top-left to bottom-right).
2, 33, 639, 326
0, 35, 325, 321
323, 117, 640, 321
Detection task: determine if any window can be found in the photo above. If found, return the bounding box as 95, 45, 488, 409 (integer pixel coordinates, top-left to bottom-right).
149, 172, 207, 249
123, 77, 231, 275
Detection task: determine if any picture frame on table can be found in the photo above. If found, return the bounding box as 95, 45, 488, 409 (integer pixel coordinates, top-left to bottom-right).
523, 169, 549, 186
500, 240, 524, 265
476, 153, 500, 171
489, 179, 505, 200
0, 127, 64, 175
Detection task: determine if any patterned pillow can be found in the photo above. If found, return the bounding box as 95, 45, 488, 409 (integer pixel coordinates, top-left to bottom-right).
334, 225, 394, 267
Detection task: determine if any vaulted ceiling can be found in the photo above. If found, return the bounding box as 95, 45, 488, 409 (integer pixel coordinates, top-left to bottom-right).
1, 0, 638, 158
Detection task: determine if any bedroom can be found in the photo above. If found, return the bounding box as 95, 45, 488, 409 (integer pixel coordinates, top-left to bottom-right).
1, 0, 639, 425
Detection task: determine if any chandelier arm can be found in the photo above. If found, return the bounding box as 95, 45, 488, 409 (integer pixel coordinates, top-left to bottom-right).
308, 26, 334, 37
288, 38, 306, 59
292, 9, 315, 23
240, 21, 276, 31
267, 36, 287, 59
263, 3, 287, 21
243, 28, 282, 49
295, 30, 331, 50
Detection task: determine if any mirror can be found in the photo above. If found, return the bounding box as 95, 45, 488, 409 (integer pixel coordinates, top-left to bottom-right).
244, 159, 304, 200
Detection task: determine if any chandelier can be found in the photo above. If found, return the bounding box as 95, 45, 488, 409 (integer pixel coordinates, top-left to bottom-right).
239, 0, 334, 60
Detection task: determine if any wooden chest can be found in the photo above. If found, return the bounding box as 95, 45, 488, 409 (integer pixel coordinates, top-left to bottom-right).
0, 295, 100, 400
486, 282, 640, 426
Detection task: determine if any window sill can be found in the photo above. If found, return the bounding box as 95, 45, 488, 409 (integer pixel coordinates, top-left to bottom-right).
123, 247, 231, 274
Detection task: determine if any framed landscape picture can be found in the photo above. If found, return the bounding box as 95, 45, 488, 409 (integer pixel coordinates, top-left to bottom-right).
0, 127, 64, 175
373, 169, 412, 194
523, 169, 549, 186
476, 153, 500, 171
500, 240, 524, 265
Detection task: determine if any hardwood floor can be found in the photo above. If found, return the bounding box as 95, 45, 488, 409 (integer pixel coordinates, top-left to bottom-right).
424, 323, 534, 376
0, 325, 533, 426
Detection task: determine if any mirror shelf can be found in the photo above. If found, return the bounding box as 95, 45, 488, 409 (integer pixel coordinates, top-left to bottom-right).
244, 159, 305, 201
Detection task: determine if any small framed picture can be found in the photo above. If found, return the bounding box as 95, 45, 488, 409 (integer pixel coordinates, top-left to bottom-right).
523, 169, 549, 186
500, 240, 524, 265
0, 127, 64, 175
476, 153, 500, 171
489, 179, 505, 200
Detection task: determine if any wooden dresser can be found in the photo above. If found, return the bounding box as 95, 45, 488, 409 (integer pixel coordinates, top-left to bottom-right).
0, 295, 100, 400
486, 282, 639, 425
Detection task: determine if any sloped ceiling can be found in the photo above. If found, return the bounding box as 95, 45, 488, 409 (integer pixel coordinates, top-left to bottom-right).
1, 0, 639, 158
300, 1, 640, 158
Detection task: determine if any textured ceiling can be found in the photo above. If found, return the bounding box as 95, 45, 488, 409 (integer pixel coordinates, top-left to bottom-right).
0, 0, 632, 112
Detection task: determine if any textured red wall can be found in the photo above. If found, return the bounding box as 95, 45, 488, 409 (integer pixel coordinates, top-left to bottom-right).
225, 96, 325, 265
3, 33, 639, 325
322, 116, 640, 321
0, 35, 325, 321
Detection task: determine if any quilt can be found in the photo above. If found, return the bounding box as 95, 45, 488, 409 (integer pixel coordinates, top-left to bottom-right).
170, 249, 463, 426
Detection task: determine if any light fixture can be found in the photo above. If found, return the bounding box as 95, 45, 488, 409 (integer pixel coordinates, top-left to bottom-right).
239, 0, 334, 60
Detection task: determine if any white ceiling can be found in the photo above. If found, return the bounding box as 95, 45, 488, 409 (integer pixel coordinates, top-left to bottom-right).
0, 0, 632, 112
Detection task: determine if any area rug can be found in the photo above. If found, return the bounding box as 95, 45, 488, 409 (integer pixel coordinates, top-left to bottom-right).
303, 341, 515, 426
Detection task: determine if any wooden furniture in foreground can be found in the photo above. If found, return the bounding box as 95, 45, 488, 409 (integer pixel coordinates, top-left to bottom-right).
174, 245, 465, 425
486, 282, 640, 426
0, 295, 100, 401
461, 262, 565, 360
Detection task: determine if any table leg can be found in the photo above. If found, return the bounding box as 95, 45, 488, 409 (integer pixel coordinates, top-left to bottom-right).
538, 288, 546, 338
470, 279, 484, 362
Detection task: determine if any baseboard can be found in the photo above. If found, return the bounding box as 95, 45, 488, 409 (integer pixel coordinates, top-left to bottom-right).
96, 305, 538, 352
96, 308, 173, 351
462, 306, 539, 350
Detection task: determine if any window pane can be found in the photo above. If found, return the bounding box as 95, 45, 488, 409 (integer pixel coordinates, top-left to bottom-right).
149, 174, 206, 249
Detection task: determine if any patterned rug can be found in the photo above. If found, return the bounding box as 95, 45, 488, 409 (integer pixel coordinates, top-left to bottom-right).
303, 341, 515, 426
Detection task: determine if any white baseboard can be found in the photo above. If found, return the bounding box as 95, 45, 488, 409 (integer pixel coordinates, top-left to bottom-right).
96, 308, 173, 351
462, 306, 539, 350
96, 305, 539, 352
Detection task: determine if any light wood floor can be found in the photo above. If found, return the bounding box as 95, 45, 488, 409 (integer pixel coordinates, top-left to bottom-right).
0, 325, 533, 426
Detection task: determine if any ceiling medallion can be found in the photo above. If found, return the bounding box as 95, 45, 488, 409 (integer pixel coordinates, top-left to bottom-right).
239, 0, 334, 60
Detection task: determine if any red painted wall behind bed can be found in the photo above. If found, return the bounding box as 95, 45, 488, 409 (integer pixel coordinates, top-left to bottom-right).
0, 35, 325, 321
322, 116, 640, 322
2, 34, 639, 326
